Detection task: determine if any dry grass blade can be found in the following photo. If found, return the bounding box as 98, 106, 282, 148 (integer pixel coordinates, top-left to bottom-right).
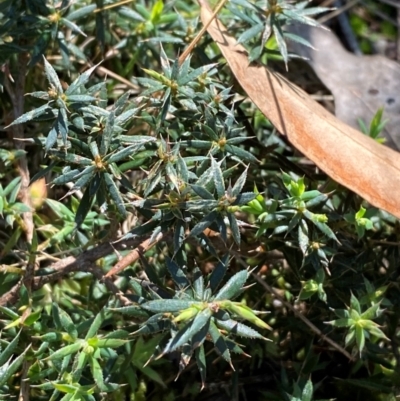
199, 0, 400, 219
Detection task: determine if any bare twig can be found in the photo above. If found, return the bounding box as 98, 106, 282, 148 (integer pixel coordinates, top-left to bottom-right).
318, 0, 360, 24
4, 54, 33, 241
0, 281, 23, 306
252, 273, 354, 361
3, 53, 38, 297
94, 0, 133, 13
0, 227, 286, 318
18, 360, 31, 401
0, 236, 163, 306
105, 231, 165, 277
96, 66, 140, 91
178, 0, 227, 65
320, 0, 338, 6
87, 265, 133, 306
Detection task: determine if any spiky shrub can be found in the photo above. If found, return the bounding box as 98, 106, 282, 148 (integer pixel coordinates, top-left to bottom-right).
0, 1, 399, 400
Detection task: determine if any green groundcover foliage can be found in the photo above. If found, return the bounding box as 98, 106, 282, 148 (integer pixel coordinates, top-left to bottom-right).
0, 0, 399, 400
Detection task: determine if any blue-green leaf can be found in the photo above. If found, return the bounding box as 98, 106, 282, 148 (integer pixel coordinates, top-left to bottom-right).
7, 104, 53, 128
166, 257, 190, 289
43, 56, 63, 93
190, 210, 219, 238
164, 308, 212, 353
141, 300, 199, 313
216, 319, 265, 339
0, 330, 21, 366
209, 254, 229, 293
211, 158, 225, 199
213, 269, 249, 301
104, 173, 126, 218
208, 319, 232, 367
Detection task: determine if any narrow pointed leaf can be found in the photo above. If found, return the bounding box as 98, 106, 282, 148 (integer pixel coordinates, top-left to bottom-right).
193, 267, 205, 301
46, 342, 83, 360
190, 210, 219, 238
191, 185, 214, 200
85, 308, 108, 340
166, 257, 190, 289
164, 308, 212, 353
224, 144, 258, 163
350, 293, 362, 314
141, 300, 199, 313
214, 269, 249, 301
208, 319, 233, 367
104, 173, 126, 218
7, 104, 54, 128
106, 144, 142, 164
0, 347, 29, 387
355, 325, 365, 353
209, 254, 229, 293
211, 158, 225, 199
173, 219, 185, 253
75, 189, 94, 226
195, 345, 207, 389
227, 213, 240, 244
0, 330, 21, 366
52, 169, 81, 185
302, 380, 313, 401
216, 319, 266, 339
43, 56, 63, 93
100, 111, 114, 156
67, 4, 97, 21
57, 306, 78, 340
231, 168, 247, 197
89, 356, 105, 390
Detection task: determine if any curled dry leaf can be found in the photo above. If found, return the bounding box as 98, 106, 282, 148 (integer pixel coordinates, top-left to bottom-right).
199, 0, 400, 219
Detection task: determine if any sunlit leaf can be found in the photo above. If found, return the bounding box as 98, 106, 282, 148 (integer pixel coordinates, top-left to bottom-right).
213, 269, 249, 301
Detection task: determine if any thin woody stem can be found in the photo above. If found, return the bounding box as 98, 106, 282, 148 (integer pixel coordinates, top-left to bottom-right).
94, 0, 133, 13
0, 236, 163, 306
104, 232, 165, 277
4, 52, 38, 297
178, 0, 228, 65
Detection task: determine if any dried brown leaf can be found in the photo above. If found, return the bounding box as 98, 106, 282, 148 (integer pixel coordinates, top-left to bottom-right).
199, 0, 400, 219
287, 23, 400, 150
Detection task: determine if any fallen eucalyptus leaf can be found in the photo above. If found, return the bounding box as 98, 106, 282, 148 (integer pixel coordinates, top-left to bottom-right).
199, 0, 400, 220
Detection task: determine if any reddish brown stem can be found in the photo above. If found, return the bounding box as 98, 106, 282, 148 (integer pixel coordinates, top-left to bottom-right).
105, 232, 164, 277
